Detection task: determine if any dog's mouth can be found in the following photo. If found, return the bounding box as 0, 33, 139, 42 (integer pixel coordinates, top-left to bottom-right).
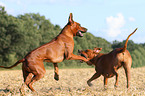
76, 28, 87, 37
79, 53, 87, 63
76, 31, 84, 37
80, 53, 87, 59
78, 50, 88, 59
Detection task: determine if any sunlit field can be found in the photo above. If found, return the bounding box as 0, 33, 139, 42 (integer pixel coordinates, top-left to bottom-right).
0, 67, 145, 96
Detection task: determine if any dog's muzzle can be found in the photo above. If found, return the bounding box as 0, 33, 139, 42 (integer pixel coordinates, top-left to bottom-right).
78, 50, 87, 59
76, 28, 87, 37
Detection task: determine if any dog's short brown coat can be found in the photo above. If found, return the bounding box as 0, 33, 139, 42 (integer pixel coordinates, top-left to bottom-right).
0, 13, 91, 92
78, 28, 137, 89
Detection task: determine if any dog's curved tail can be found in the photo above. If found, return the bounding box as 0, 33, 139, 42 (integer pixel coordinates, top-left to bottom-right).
122, 28, 138, 52
0, 59, 25, 69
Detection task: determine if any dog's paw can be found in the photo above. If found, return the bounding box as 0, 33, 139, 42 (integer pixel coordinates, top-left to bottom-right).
104, 85, 108, 90
87, 81, 93, 87
54, 74, 59, 81
114, 85, 118, 89
86, 61, 93, 66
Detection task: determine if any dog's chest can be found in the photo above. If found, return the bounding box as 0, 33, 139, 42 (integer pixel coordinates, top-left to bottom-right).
51, 56, 64, 63
101, 68, 115, 78
102, 72, 115, 78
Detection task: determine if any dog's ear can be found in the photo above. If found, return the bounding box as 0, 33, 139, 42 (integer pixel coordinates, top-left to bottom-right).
68, 13, 74, 23
93, 47, 102, 54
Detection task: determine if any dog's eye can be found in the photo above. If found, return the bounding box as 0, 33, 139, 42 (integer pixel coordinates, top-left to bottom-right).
77, 23, 81, 26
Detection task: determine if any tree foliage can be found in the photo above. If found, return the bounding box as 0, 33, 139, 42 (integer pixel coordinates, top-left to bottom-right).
0, 6, 145, 68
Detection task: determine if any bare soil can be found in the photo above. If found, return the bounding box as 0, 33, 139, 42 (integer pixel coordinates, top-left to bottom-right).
0, 67, 145, 96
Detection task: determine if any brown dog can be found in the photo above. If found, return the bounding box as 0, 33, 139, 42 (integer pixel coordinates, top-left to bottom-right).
0, 13, 91, 92
78, 28, 138, 89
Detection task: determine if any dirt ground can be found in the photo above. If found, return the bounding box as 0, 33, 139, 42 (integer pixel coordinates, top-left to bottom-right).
0, 67, 145, 96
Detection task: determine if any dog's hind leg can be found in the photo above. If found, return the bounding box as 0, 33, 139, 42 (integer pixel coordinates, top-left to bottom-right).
123, 64, 131, 89
28, 65, 46, 92
20, 69, 33, 95
24, 73, 34, 90
28, 73, 45, 92
53, 63, 59, 81
23, 61, 46, 92
87, 72, 101, 87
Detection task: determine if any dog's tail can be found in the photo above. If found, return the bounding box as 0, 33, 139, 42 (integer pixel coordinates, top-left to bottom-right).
0, 59, 25, 69
122, 28, 138, 52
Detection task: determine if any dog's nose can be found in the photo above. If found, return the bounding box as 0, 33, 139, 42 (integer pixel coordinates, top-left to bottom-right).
99, 48, 102, 50
85, 28, 88, 32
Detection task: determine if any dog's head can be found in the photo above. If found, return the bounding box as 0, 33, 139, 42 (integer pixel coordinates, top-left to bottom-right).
67, 13, 87, 37
78, 47, 102, 60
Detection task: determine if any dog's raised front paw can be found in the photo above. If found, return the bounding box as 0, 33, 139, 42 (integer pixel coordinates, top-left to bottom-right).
86, 61, 92, 66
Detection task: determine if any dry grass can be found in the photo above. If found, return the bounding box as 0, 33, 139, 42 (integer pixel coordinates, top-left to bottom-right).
0, 67, 145, 96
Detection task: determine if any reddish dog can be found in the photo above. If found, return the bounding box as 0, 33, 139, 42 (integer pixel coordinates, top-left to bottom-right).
78, 28, 138, 89
0, 13, 91, 92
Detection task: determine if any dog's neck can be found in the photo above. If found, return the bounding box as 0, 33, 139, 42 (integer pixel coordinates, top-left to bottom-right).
86, 54, 97, 65
60, 25, 74, 38
89, 53, 102, 65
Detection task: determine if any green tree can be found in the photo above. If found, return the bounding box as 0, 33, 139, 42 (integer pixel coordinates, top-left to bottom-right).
0, 7, 145, 68
0, 6, 24, 66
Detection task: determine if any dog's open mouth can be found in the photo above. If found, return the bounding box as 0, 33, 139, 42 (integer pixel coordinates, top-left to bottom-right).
80, 53, 87, 63
78, 50, 87, 59
78, 50, 88, 63
76, 31, 84, 37
80, 53, 87, 59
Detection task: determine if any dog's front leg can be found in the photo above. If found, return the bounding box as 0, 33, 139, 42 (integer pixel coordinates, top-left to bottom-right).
53, 63, 59, 81
114, 72, 119, 88
113, 67, 119, 88
104, 77, 108, 89
66, 53, 92, 65
87, 72, 101, 87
